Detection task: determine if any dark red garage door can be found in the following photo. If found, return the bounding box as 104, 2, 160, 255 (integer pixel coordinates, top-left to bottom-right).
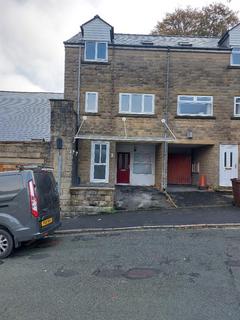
168, 154, 192, 185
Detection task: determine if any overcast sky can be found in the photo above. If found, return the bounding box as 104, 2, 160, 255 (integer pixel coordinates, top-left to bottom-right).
0, 0, 239, 93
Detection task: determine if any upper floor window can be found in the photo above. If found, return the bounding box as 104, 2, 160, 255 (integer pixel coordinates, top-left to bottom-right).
177, 96, 213, 116
119, 93, 155, 114
85, 92, 98, 113
85, 41, 108, 62
231, 48, 240, 66
234, 97, 240, 116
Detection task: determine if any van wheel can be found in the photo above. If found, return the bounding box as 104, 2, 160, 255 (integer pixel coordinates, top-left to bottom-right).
0, 229, 13, 259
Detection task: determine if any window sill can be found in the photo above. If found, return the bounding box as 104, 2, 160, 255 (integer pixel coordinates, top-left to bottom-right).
81, 60, 110, 65
231, 116, 240, 120
83, 112, 100, 116
117, 113, 157, 118
227, 65, 240, 69
175, 115, 216, 119
70, 185, 115, 191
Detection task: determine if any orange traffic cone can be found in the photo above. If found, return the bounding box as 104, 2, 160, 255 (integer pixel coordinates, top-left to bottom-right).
199, 175, 207, 190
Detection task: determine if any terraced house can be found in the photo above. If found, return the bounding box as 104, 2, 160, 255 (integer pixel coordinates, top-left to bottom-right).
50, 15, 240, 213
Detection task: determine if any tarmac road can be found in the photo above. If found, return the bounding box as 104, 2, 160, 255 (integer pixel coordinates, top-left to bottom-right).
1, 228, 240, 320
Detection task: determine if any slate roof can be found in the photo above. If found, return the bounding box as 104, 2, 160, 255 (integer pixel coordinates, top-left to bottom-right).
0, 91, 63, 142
65, 32, 220, 49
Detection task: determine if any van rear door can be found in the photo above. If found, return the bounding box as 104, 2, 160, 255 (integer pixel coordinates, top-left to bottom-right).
33, 170, 60, 229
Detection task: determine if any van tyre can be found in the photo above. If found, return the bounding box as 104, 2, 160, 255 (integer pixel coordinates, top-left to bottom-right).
0, 229, 13, 259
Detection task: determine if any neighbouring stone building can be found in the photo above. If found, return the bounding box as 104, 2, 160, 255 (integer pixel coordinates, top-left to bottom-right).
0, 91, 63, 171
1, 16, 240, 214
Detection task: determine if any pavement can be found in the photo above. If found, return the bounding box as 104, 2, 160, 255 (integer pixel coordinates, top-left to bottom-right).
58, 205, 240, 234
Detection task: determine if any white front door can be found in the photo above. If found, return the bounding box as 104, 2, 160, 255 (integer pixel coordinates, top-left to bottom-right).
219, 144, 238, 186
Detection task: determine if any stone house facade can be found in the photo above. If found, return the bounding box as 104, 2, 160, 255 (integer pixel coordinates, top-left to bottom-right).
50, 15, 240, 213
3, 17, 239, 214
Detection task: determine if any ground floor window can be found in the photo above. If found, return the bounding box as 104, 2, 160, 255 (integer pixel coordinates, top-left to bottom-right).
90, 141, 109, 183
133, 152, 152, 174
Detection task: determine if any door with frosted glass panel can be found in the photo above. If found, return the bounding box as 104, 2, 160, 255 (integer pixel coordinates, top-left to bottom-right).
219, 145, 238, 186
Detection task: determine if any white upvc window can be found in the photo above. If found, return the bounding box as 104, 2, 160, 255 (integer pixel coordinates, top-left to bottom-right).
177, 95, 213, 116
231, 48, 240, 66
119, 93, 155, 114
84, 41, 108, 62
90, 141, 109, 183
85, 92, 98, 113
234, 97, 240, 116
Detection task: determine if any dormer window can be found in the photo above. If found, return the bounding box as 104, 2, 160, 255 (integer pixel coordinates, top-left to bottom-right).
231, 48, 240, 66
85, 41, 108, 62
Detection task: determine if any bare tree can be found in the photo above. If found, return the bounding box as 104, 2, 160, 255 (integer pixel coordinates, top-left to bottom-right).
152, 3, 239, 37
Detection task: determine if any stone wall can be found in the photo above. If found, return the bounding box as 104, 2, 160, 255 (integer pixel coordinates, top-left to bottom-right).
50, 99, 77, 213
168, 50, 240, 143
192, 145, 218, 186
0, 142, 50, 170
70, 186, 115, 215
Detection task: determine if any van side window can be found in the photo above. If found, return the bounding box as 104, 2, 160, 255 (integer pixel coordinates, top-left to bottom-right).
0, 175, 22, 194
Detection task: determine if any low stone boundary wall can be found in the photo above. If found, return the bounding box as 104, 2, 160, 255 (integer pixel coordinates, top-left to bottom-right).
68, 186, 115, 215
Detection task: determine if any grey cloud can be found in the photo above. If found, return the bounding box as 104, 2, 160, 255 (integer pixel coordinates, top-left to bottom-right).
0, 0, 103, 92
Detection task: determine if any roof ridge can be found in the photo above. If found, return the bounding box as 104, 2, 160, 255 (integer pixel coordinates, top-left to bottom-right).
115, 33, 220, 39
0, 91, 63, 94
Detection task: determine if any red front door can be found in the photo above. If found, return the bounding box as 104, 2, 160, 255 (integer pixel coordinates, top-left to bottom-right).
117, 152, 130, 184
168, 154, 192, 185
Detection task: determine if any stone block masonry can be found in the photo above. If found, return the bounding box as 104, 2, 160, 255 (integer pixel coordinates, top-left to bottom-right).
0, 142, 51, 169
50, 99, 77, 214
69, 186, 115, 215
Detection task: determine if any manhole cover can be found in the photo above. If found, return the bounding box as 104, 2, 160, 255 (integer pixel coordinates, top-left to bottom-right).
124, 268, 159, 279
